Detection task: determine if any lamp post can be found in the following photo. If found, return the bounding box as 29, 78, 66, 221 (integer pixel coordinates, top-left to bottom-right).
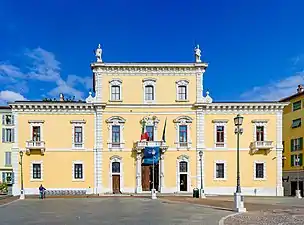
19, 151, 25, 200
198, 151, 206, 198
295, 155, 302, 199
151, 149, 157, 199
233, 114, 246, 212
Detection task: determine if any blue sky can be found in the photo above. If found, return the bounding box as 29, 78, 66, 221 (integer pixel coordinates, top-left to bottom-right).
0, 0, 303, 104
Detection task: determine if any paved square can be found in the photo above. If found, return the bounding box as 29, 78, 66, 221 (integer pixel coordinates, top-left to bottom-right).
0, 198, 231, 225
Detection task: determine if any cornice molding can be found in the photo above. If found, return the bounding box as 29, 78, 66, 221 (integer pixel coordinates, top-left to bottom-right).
10, 102, 94, 113
91, 63, 207, 75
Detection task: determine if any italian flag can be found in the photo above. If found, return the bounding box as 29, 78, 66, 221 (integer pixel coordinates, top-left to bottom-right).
140, 120, 149, 141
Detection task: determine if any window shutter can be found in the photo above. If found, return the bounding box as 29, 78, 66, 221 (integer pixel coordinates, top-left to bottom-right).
11, 129, 15, 142
291, 155, 295, 167
11, 115, 14, 125
300, 137, 303, 150
2, 128, 5, 142
2, 172, 5, 182
11, 172, 14, 184
291, 139, 294, 151
300, 153, 303, 166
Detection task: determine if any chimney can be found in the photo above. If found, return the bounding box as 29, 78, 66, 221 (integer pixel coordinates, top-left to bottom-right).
59, 93, 64, 101
297, 85, 304, 93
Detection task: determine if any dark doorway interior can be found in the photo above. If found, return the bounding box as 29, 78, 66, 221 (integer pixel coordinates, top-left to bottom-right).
180, 174, 187, 191
291, 181, 303, 196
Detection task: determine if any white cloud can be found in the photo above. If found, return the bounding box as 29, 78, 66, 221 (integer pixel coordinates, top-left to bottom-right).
241, 72, 304, 101
0, 90, 27, 104
0, 47, 92, 102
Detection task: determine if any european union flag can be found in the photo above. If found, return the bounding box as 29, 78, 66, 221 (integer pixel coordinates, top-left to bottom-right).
143, 147, 160, 165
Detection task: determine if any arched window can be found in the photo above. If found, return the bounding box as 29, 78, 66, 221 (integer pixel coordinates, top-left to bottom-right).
112, 162, 120, 173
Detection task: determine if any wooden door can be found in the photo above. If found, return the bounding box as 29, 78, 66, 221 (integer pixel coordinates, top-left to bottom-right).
142, 165, 150, 191
112, 175, 120, 194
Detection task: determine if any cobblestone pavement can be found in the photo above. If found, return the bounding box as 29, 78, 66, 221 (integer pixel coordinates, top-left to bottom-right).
224, 208, 304, 225
0, 198, 232, 225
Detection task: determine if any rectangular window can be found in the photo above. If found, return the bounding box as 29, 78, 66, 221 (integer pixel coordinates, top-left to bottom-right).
111, 85, 120, 101
178, 86, 187, 100
292, 118, 301, 128
2, 115, 14, 125
293, 100, 302, 111
74, 164, 83, 179
74, 126, 83, 148
112, 125, 120, 147
216, 126, 224, 147
2, 128, 14, 143
255, 163, 264, 179
5, 152, 11, 166
179, 125, 188, 144
32, 164, 41, 179
32, 126, 41, 141
291, 138, 303, 152
216, 163, 225, 179
146, 126, 154, 141
256, 126, 264, 141
145, 85, 154, 101
291, 154, 303, 167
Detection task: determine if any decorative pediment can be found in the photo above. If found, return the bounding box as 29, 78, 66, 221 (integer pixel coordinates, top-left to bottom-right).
109, 79, 122, 86
173, 116, 193, 124
106, 116, 126, 130
177, 154, 189, 161
110, 155, 122, 162
140, 115, 160, 127
176, 79, 189, 86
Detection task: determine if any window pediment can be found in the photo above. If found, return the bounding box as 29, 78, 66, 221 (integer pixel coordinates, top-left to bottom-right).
176, 79, 189, 86
110, 155, 122, 162
173, 116, 193, 124
106, 116, 126, 124
109, 79, 122, 86
177, 154, 189, 161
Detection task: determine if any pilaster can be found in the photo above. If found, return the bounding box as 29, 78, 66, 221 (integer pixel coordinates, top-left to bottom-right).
160, 154, 165, 193
94, 72, 103, 102
196, 110, 205, 189
135, 153, 142, 193
11, 112, 20, 196
276, 111, 284, 196
94, 106, 103, 194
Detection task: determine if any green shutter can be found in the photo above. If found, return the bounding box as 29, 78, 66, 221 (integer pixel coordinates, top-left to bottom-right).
300, 137, 303, 150
299, 154, 303, 166
291, 139, 294, 152
291, 155, 295, 167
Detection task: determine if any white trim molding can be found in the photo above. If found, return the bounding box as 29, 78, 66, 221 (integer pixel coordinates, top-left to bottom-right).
276, 111, 284, 196
140, 115, 160, 140
70, 120, 86, 150
106, 116, 126, 150
213, 160, 227, 181
30, 160, 43, 182
176, 155, 191, 192
109, 155, 124, 193
253, 160, 267, 181
252, 119, 268, 141
109, 78, 123, 102
175, 79, 189, 102
142, 78, 157, 104
72, 160, 85, 182
28, 120, 44, 141
174, 116, 193, 149
212, 119, 228, 149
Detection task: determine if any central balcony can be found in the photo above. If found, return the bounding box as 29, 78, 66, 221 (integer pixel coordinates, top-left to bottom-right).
134, 140, 168, 152
26, 140, 46, 155
249, 141, 273, 154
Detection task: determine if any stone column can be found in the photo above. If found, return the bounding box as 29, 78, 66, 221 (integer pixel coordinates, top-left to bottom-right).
160, 154, 165, 193
136, 153, 142, 193
276, 110, 284, 196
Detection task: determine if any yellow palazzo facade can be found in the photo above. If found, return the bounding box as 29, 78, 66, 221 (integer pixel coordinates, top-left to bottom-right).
10, 45, 287, 196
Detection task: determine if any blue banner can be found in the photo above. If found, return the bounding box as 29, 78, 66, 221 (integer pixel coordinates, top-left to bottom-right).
142, 147, 160, 165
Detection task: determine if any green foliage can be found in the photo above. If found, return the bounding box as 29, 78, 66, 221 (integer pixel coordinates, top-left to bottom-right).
0, 182, 8, 193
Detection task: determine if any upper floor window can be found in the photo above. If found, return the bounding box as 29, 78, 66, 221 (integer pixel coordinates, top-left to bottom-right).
145, 85, 154, 101
291, 154, 303, 167
70, 120, 86, 149
146, 125, 154, 141
293, 100, 302, 111
291, 137, 303, 152
292, 118, 301, 128
176, 80, 189, 101
106, 116, 126, 150
212, 120, 228, 148
32, 126, 41, 141
2, 115, 14, 126
256, 126, 264, 141
174, 116, 193, 149
216, 126, 224, 147
109, 79, 122, 101
142, 78, 156, 103
2, 128, 14, 143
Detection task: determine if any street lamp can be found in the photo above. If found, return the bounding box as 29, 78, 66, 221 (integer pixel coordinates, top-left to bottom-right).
233, 114, 246, 212
19, 151, 25, 200
198, 150, 206, 198
151, 149, 157, 199
295, 156, 302, 199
